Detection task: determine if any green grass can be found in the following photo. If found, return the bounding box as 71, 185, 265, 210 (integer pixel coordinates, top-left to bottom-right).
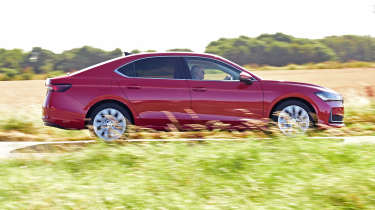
332, 103, 375, 136
0, 118, 37, 134
0, 107, 91, 141
1, 137, 375, 209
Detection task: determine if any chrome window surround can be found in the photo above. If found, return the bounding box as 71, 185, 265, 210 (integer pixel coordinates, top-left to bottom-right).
113, 55, 258, 82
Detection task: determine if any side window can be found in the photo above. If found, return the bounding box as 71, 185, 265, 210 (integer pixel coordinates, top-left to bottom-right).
185, 57, 240, 81
117, 63, 135, 77
117, 57, 185, 79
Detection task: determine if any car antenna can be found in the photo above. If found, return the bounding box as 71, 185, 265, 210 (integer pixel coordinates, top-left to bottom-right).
124, 51, 132, 56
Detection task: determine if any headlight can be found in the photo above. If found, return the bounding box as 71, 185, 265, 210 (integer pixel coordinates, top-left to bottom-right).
315, 91, 343, 101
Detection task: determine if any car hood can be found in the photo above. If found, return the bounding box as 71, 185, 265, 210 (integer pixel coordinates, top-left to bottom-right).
260, 80, 338, 93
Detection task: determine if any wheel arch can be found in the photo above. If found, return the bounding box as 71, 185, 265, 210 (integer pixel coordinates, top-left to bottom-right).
85, 99, 135, 126
268, 97, 317, 120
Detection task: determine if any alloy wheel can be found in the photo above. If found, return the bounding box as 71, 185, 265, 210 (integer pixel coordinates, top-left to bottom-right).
277, 105, 310, 135
93, 108, 127, 141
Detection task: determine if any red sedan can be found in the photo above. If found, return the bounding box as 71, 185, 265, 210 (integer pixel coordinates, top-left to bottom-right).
43, 52, 344, 141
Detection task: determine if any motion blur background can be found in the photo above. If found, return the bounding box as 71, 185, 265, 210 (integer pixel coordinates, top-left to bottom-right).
1, 1, 375, 209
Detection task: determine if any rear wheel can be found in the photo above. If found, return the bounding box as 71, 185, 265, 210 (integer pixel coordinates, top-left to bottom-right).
88, 103, 131, 141
271, 100, 314, 135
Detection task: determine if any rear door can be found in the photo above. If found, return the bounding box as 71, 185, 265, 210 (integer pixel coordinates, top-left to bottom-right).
115, 56, 192, 129
184, 57, 263, 126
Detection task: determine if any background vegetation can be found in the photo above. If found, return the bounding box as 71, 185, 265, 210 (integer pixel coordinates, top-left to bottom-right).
1, 33, 375, 80
0, 46, 124, 81
206, 33, 375, 66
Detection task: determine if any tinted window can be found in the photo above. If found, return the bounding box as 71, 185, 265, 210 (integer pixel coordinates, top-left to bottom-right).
117, 63, 135, 77
185, 57, 240, 81
117, 57, 183, 79
135, 57, 179, 79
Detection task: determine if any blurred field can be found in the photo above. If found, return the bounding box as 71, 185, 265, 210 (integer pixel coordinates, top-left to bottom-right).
0, 80, 45, 109
0, 80, 90, 141
1, 138, 375, 209
254, 68, 375, 98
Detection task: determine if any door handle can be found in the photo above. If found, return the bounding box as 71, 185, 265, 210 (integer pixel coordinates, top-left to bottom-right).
127, 85, 141, 90
192, 87, 207, 92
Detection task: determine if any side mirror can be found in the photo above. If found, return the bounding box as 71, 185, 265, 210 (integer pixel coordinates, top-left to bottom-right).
239, 72, 253, 85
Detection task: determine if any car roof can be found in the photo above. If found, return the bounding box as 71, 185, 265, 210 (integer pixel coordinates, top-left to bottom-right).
119, 52, 261, 80
121, 52, 243, 69
124, 52, 221, 59
70, 51, 262, 81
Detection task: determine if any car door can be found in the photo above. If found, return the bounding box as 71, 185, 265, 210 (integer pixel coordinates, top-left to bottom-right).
184, 57, 263, 127
115, 56, 192, 129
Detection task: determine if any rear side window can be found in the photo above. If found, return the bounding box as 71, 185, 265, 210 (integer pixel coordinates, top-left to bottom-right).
117, 57, 185, 79
117, 63, 135, 77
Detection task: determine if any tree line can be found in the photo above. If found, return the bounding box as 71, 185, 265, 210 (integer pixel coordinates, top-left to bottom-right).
206, 33, 375, 66
0, 33, 375, 80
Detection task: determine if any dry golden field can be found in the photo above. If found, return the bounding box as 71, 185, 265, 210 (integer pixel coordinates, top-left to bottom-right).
254, 68, 375, 95
0, 80, 45, 110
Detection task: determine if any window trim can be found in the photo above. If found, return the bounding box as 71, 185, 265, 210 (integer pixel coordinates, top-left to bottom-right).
114, 55, 258, 81
114, 56, 189, 80
183, 56, 245, 82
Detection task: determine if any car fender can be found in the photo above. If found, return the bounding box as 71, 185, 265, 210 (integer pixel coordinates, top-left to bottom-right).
84, 95, 137, 119
266, 92, 320, 118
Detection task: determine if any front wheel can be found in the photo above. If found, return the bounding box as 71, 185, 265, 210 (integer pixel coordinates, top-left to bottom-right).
88, 103, 131, 141
271, 100, 314, 135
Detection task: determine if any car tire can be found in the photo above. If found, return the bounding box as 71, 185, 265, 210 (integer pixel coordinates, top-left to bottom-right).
271, 100, 314, 135
88, 103, 131, 141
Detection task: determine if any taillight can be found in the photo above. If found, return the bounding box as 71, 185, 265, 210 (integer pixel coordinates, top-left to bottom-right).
47, 84, 72, 92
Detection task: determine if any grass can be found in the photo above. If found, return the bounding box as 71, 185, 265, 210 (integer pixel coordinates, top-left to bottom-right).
1, 99, 373, 141
0, 78, 374, 141
0, 106, 91, 141
0, 118, 37, 134
313, 102, 375, 137
0, 100, 374, 141
1, 137, 375, 209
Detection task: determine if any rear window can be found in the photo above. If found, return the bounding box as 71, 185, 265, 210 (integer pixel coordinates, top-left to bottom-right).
117, 57, 181, 79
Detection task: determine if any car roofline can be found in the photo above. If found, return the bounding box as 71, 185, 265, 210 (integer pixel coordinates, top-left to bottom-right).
117, 52, 262, 81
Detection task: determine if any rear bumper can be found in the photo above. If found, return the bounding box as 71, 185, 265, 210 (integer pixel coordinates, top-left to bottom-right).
42, 90, 86, 130
43, 121, 67, 129
42, 106, 86, 129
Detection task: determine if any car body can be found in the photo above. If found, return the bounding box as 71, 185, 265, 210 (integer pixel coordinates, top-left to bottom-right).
43, 52, 344, 140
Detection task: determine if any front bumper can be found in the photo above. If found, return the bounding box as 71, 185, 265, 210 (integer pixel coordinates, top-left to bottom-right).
316, 100, 344, 128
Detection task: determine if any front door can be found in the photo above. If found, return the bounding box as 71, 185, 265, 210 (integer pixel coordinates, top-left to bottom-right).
184, 57, 263, 127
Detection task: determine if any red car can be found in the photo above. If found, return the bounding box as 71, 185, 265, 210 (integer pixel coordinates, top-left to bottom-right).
43, 52, 344, 140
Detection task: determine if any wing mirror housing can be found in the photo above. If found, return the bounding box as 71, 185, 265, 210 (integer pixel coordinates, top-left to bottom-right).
239, 72, 254, 85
